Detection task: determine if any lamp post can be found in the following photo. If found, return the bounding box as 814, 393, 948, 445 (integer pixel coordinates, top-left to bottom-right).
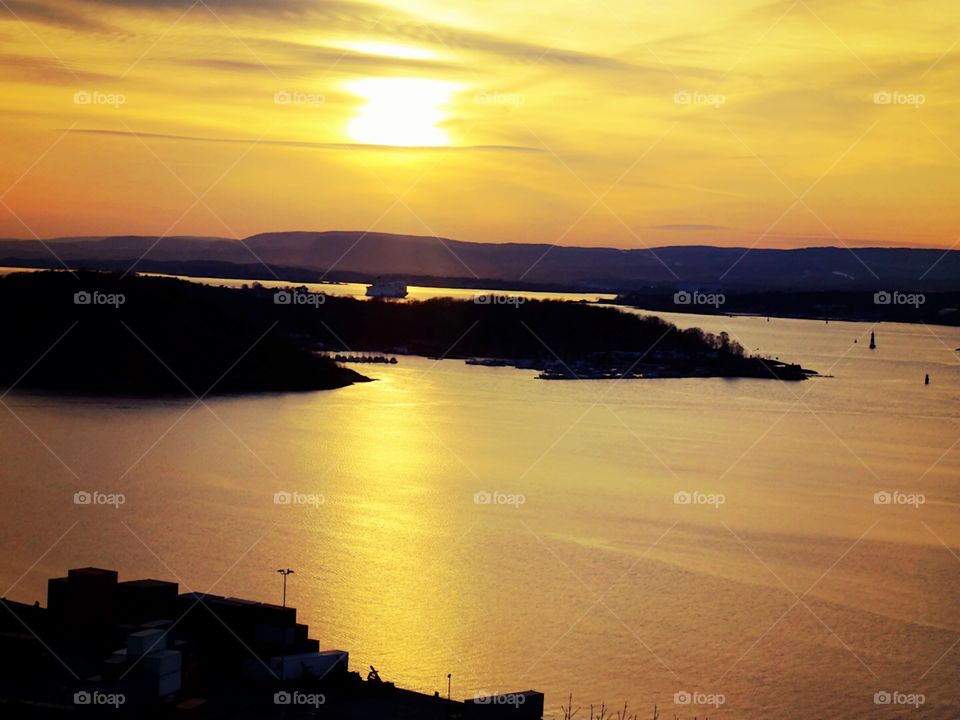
276, 568, 295, 682
276, 568, 294, 608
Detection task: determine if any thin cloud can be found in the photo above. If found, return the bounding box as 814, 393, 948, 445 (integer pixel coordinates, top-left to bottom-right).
649, 224, 729, 232
212, 37, 466, 75
0, 0, 117, 32
24, 0, 636, 71
64, 127, 544, 153
0, 53, 114, 84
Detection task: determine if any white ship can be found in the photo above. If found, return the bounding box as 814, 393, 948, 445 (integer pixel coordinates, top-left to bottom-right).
365, 279, 408, 299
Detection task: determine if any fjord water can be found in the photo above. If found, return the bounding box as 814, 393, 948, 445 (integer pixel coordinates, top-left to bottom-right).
1, 308, 958, 719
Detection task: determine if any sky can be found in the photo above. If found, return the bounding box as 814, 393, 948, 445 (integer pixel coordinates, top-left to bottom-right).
0, 0, 958, 249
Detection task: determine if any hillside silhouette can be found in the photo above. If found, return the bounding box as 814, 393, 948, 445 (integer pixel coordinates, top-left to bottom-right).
0, 271, 366, 395
2, 231, 958, 291
0, 271, 815, 395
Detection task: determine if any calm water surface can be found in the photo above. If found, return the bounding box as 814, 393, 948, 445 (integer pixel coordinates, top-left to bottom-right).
1, 293, 958, 719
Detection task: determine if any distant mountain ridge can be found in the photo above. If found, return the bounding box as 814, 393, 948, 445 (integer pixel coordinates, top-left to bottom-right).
1, 231, 957, 291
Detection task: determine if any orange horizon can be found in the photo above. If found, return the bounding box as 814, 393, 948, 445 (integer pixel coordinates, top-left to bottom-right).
0, 229, 953, 253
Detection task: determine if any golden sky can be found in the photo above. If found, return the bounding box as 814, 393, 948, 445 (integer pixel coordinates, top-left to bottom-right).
0, 0, 958, 248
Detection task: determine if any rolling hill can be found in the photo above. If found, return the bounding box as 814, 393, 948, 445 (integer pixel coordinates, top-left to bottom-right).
1, 231, 957, 292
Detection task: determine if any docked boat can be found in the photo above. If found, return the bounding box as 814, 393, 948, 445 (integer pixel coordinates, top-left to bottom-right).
365, 279, 408, 299
465, 358, 511, 367
332, 354, 397, 364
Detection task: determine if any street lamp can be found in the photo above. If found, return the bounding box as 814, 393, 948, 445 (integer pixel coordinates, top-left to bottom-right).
276, 568, 294, 608
275, 568, 295, 683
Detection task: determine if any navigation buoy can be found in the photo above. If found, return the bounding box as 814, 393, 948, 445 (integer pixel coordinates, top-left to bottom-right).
869, 331, 876, 350
925, 373, 930, 385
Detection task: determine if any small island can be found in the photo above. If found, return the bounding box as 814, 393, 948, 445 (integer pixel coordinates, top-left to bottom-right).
0, 271, 816, 396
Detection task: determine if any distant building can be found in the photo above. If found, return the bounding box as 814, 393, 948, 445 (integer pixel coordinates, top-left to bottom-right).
0, 567, 542, 718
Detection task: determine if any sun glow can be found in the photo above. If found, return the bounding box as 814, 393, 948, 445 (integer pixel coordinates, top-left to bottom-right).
339, 41, 437, 61
346, 78, 460, 147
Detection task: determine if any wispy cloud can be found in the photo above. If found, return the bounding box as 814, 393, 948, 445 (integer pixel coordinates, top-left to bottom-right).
0, 52, 113, 84
6, 0, 636, 71
0, 0, 117, 32
649, 223, 729, 232
65, 127, 544, 153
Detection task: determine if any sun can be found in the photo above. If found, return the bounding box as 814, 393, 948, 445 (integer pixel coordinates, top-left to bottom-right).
346, 78, 460, 147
